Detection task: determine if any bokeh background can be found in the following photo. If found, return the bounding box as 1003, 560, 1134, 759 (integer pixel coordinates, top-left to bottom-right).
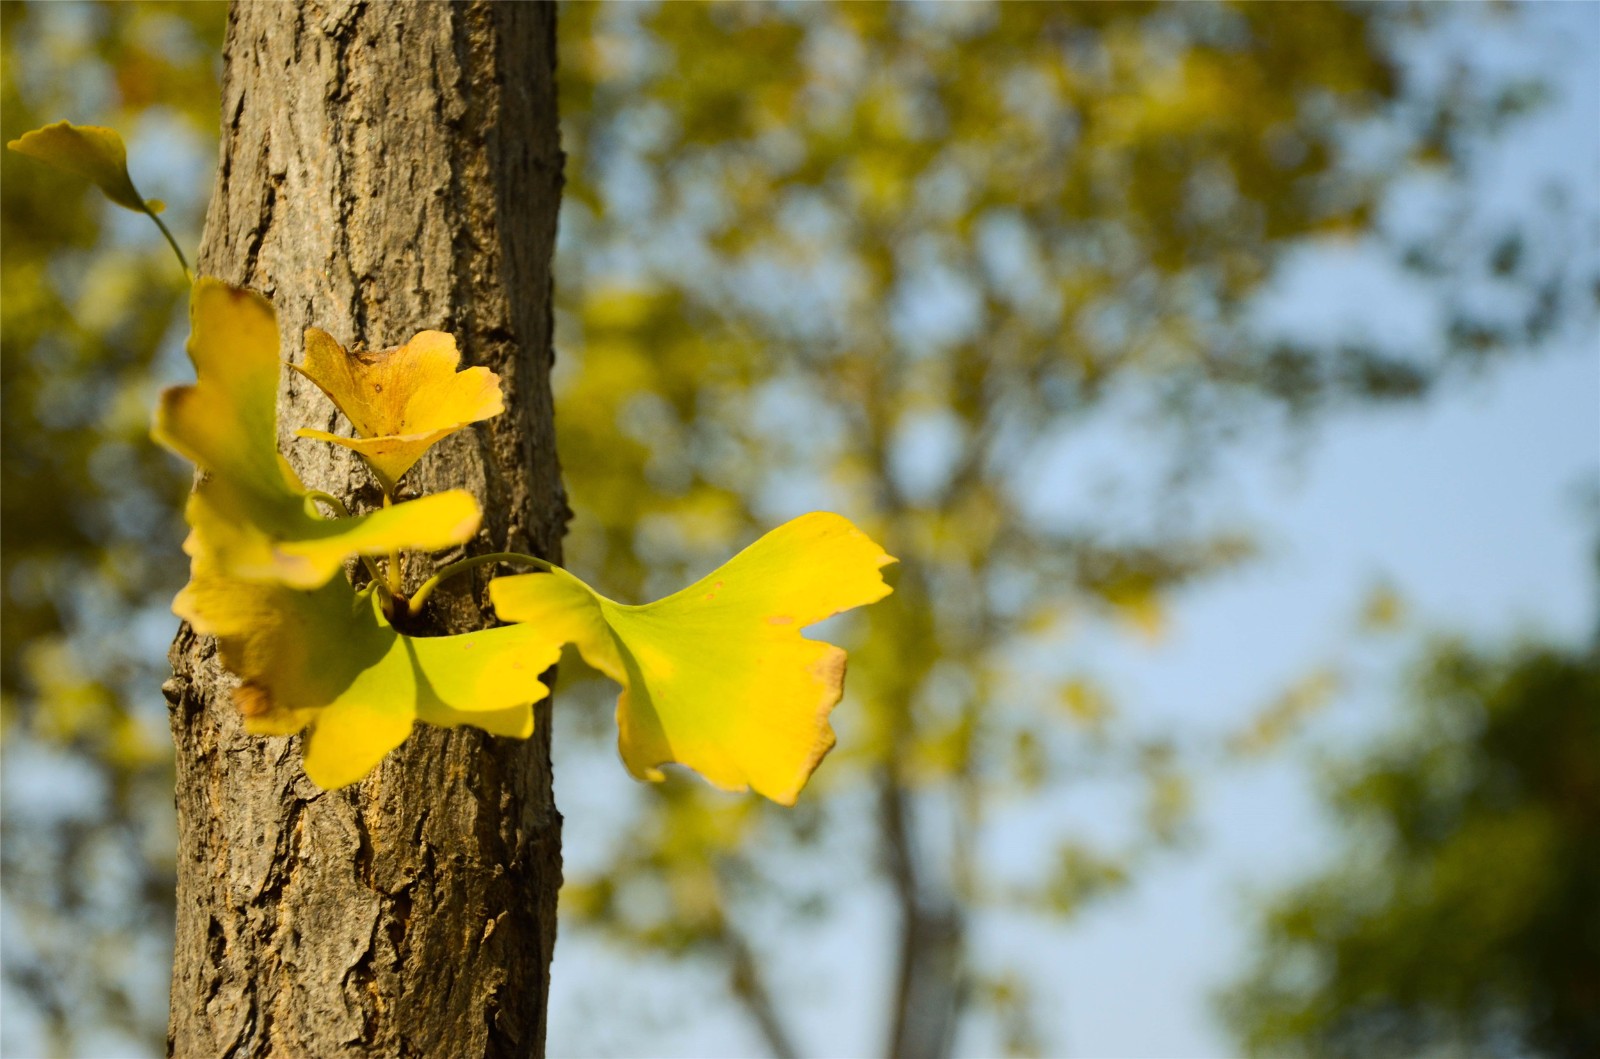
2, 2, 1596, 1057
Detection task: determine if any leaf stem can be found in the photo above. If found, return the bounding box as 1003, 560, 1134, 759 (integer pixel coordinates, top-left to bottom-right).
369, 570, 398, 616
407, 552, 552, 618
304, 490, 351, 518
144, 205, 192, 283
382, 490, 403, 596
305, 489, 389, 602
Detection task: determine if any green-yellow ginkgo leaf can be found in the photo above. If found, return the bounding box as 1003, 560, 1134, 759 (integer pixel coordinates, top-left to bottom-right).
490, 512, 896, 805
176, 567, 561, 789
153, 279, 483, 588
7, 120, 150, 213
180, 472, 480, 588
292, 328, 505, 494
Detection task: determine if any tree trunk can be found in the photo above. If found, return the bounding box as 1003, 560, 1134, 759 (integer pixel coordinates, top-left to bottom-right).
882, 773, 967, 1059
162, 3, 567, 1056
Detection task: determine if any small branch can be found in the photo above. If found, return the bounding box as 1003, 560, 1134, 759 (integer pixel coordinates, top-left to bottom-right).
722, 921, 801, 1059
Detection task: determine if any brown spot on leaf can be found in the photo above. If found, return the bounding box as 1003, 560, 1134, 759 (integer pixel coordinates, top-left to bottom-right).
765, 614, 795, 626
808, 649, 846, 692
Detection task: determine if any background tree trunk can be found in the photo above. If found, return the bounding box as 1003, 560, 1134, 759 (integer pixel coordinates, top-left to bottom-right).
162, 3, 567, 1055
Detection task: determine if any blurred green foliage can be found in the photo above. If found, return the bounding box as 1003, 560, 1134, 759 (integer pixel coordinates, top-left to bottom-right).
1, 1, 223, 1052
1222, 625, 1600, 1058
550, 3, 1587, 1054
1, 1, 1592, 1056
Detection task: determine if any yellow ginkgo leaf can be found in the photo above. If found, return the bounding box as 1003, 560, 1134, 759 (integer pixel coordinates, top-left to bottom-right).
153, 279, 483, 588
176, 567, 561, 789
292, 328, 505, 494
180, 473, 480, 588
7, 120, 148, 212
490, 512, 896, 805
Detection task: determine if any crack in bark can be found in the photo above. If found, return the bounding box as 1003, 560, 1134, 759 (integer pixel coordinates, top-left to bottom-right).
241, 163, 276, 287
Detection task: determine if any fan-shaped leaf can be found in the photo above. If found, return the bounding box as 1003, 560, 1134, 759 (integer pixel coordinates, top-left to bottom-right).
492, 512, 895, 804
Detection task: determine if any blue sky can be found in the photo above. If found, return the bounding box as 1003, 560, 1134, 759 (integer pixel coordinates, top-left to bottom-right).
1050, 334, 1597, 1058
947, 7, 1600, 1054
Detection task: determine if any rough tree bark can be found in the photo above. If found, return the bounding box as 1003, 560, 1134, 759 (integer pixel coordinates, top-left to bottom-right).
161, 3, 567, 1055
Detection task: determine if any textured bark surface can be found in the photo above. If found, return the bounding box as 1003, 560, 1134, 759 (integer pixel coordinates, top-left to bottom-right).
162, 3, 566, 1055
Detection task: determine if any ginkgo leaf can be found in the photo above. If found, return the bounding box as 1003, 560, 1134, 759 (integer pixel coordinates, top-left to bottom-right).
292, 328, 505, 494
180, 473, 480, 588
153, 279, 483, 588
7, 120, 148, 212
490, 512, 896, 805
176, 567, 561, 789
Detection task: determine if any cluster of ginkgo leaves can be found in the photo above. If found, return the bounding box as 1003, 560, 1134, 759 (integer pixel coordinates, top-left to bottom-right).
9, 120, 895, 801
